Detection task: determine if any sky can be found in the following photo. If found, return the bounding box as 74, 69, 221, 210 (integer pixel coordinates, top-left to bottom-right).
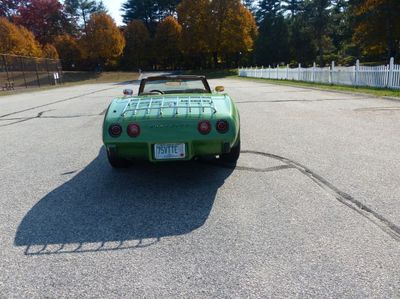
103, 0, 125, 25
60, 0, 125, 26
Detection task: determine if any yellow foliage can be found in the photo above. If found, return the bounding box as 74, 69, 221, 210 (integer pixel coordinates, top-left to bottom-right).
155, 16, 182, 67
177, 0, 211, 54
80, 13, 125, 65
0, 17, 42, 57
177, 0, 257, 61
209, 0, 257, 54
42, 44, 59, 59
353, 0, 400, 57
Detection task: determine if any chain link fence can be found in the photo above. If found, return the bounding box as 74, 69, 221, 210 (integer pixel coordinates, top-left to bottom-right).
0, 54, 63, 92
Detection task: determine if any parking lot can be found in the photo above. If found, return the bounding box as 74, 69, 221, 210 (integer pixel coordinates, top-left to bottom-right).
1, 77, 400, 297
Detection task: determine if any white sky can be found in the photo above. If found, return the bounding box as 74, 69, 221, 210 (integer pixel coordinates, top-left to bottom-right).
102, 0, 125, 26
60, 0, 125, 26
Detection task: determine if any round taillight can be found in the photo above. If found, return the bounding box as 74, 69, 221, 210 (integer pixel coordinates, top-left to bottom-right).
216, 120, 229, 133
127, 123, 141, 137
198, 120, 211, 135
109, 124, 122, 137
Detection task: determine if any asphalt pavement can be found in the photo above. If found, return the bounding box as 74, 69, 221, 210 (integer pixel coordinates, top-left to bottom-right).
1, 76, 400, 297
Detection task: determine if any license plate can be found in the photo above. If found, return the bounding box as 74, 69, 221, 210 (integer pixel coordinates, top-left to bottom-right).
154, 143, 186, 160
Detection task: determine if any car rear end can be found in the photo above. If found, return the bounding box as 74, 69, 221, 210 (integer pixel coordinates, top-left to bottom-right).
103, 95, 239, 162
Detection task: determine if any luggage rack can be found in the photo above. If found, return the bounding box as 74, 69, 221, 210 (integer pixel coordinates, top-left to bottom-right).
121, 96, 217, 116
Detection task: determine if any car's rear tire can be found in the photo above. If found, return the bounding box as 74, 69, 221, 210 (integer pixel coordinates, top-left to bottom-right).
107, 151, 130, 168
220, 138, 241, 163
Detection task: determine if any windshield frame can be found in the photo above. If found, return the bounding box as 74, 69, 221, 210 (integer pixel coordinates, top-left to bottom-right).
138, 76, 212, 95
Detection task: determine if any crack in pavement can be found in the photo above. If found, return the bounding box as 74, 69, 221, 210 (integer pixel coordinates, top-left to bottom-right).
354, 107, 400, 112
0, 86, 115, 119
20, 149, 400, 255
0, 109, 104, 127
236, 98, 363, 104
206, 150, 400, 242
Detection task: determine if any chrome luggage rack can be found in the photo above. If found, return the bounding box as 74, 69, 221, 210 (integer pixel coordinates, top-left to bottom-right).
121, 96, 217, 116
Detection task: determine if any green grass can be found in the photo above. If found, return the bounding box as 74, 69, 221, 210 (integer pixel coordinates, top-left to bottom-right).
183, 69, 400, 98
234, 76, 400, 98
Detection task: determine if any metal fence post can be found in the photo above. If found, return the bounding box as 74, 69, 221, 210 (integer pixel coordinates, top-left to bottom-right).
388, 57, 394, 88
34, 58, 41, 87
2, 55, 10, 84
268, 65, 271, 78
45, 59, 52, 85
276, 65, 279, 79
19, 56, 28, 88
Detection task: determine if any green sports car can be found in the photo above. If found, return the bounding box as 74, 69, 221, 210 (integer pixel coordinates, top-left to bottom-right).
102, 75, 240, 167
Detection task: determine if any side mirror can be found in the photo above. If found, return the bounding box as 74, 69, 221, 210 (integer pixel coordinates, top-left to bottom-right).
123, 89, 133, 96
215, 86, 225, 93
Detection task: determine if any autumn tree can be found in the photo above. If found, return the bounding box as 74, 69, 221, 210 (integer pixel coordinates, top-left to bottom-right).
14, 0, 69, 44
154, 16, 182, 68
80, 13, 125, 68
121, 20, 151, 69
0, 17, 42, 56
42, 44, 59, 59
64, 0, 107, 35
353, 0, 400, 60
208, 0, 258, 67
177, 0, 210, 67
54, 34, 82, 69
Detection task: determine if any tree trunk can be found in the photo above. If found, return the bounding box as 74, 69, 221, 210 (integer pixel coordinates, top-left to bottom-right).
213, 52, 218, 69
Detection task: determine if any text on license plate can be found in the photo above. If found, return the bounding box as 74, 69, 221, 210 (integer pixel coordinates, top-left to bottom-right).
154, 143, 186, 160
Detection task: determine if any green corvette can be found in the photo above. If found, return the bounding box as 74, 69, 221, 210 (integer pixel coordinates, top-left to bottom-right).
102, 75, 240, 167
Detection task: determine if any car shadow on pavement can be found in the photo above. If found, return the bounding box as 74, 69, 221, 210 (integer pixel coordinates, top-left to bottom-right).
14, 147, 234, 255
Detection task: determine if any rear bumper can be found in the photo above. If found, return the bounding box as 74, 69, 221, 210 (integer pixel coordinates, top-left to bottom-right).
106, 140, 233, 162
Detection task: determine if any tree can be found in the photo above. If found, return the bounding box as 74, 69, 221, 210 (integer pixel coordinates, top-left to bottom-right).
353, 0, 400, 60
0, 17, 42, 56
282, 0, 302, 16
208, 0, 257, 67
0, 0, 26, 19
255, 13, 290, 66
121, 20, 151, 69
154, 16, 182, 68
42, 43, 59, 59
64, 0, 107, 35
54, 34, 82, 69
257, 0, 282, 22
302, 0, 333, 66
14, 0, 69, 44
122, 0, 179, 31
177, 0, 211, 67
80, 13, 125, 68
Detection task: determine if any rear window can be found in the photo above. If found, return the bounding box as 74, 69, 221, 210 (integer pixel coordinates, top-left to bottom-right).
142, 79, 209, 94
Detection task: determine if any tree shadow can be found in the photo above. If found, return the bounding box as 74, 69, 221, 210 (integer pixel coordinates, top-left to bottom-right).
14, 147, 233, 255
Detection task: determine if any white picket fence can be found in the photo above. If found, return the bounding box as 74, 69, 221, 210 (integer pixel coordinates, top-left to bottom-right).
238, 58, 400, 90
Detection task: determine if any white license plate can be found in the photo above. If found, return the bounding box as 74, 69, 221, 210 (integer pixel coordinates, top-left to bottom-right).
154, 143, 186, 160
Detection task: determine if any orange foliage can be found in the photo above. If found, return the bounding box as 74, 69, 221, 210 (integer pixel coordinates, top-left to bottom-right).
0, 17, 42, 57
80, 13, 125, 66
155, 16, 182, 67
42, 44, 59, 59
